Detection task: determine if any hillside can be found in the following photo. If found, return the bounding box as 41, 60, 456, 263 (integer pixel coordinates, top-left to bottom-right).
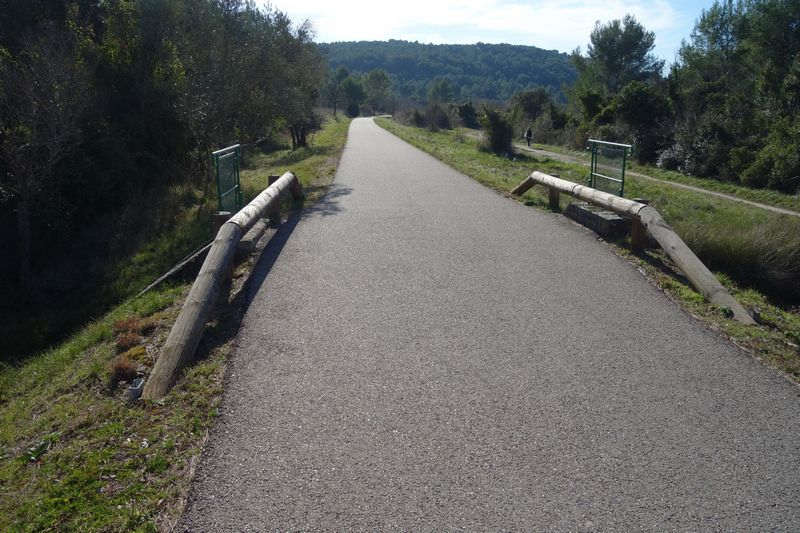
319, 40, 576, 102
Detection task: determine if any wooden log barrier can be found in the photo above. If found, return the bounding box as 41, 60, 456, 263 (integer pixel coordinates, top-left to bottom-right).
512, 171, 755, 325
142, 171, 303, 400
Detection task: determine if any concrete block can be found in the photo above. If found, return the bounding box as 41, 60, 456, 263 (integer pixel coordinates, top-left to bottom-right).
564, 201, 631, 239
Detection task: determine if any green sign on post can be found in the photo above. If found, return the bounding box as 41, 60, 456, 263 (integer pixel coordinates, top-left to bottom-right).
587, 139, 632, 197
212, 144, 242, 212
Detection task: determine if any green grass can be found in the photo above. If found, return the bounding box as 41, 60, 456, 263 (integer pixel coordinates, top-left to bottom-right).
0, 284, 213, 532
0, 115, 352, 531
525, 140, 800, 213
241, 115, 352, 206
376, 117, 800, 380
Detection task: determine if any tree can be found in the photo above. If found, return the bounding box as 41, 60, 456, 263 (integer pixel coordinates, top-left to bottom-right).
511, 88, 551, 121
668, 1, 761, 180
325, 67, 349, 116
615, 81, 672, 163
567, 14, 666, 151
364, 69, 392, 113
341, 76, 365, 117
428, 77, 454, 103
0, 24, 90, 294
585, 15, 664, 94
455, 101, 479, 128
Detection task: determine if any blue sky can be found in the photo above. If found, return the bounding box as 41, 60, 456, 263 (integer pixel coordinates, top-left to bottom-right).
270, 0, 719, 63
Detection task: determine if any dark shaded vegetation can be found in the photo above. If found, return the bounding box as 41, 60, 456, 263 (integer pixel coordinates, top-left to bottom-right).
480, 109, 513, 156
0, 0, 323, 360
319, 40, 576, 102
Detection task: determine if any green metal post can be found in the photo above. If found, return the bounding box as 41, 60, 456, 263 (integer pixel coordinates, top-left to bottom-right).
620, 147, 627, 197
213, 154, 223, 212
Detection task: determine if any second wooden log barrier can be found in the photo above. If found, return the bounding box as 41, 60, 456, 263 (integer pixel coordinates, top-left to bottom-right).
512, 171, 755, 325
142, 171, 303, 400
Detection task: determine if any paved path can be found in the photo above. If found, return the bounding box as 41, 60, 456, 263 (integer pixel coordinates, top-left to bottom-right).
179, 118, 800, 530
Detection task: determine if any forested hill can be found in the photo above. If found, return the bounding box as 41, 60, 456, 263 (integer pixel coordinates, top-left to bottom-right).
319, 40, 576, 102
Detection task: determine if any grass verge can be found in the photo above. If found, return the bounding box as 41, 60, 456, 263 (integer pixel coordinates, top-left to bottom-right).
527, 140, 800, 213
376, 117, 800, 381
0, 115, 351, 531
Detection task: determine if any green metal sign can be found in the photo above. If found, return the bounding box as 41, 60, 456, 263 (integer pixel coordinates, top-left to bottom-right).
587, 139, 632, 197
212, 144, 242, 212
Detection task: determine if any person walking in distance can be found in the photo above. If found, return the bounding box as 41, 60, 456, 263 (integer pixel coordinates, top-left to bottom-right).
524, 126, 532, 147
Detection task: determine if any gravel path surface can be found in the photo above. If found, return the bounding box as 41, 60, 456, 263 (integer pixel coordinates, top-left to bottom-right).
179, 118, 800, 531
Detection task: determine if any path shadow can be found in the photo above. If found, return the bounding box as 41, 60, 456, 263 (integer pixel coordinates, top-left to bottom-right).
637, 248, 692, 287
300, 183, 353, 219
191, 218, 301, 365
191, 182, 353, 364
245, 213, 302, 305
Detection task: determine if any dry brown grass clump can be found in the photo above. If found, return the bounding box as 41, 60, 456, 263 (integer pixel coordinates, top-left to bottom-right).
115, 331, 142, 352
109, 355, 138, 387
113, 316, 157, 336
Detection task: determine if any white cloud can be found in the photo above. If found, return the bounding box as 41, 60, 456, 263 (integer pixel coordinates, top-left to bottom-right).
269, 0, 685, 59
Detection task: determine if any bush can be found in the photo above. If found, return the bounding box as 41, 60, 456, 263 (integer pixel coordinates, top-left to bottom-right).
742, 121, 800, 193
346, 102, 360, 117
480, 108, 513, 156
411, 109, 426, 127
394, 107, 427, 128
425, 103, 451, 132
455, 101, 480, 128
360, 103, 374, 116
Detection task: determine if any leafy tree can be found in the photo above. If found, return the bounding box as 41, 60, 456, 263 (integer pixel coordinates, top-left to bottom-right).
615, 81, 673, 163
342, 76, 365, 117
428, 77, 454, 103
511, 88, 551, 121
0, 0, 329, 357
364, 69, 392, 113
566, 15, 668, 154
325, 67, 349, 116
0, 24, 90, 293
584, 15, 664, 94
455, 101, 480, 128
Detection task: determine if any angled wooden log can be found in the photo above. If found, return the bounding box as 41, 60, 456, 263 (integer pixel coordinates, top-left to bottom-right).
142, 172, 302, 400
515, 171, 755, 325
637, 206, 754, 324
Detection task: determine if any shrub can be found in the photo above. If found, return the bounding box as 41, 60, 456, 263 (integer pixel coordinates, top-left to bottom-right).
346, 102, 360, 118
455, 101, 480, 128
115, 331, 142, 352
411, 108, 426, 128
120, 345, 149, 364
480, 108, 513, 156
112, 316, 156, 336
109, 355, 137, 387
425, 103, 451, 132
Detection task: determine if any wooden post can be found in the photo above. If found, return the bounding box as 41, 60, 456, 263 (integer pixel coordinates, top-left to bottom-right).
631, 219, 646, 252
548, 187, 560, 210
143, 172, 303, 400
510, 175, 536, 196
212, 211, 232, 236
267, 175, 281, 226
638, 206, 755, 324
142, 223, 242, 400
